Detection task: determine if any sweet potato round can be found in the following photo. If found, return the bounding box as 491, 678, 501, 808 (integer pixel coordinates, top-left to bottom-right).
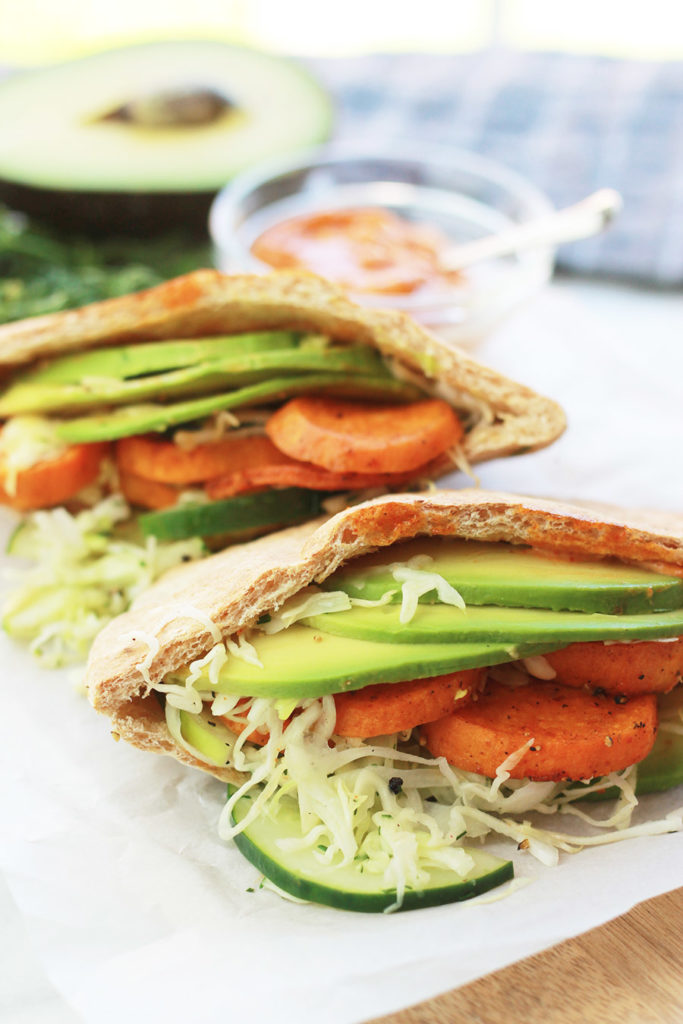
333, 668, 483, 738
545, 639, 683, 696
420, 681, 658, 781
266, 396, 463, 474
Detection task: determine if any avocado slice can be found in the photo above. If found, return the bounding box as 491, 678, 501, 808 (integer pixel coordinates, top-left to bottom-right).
178, 709, 235, 768
0, 41, 332, 236
303, 602, 683, 645
10, 332, 299, 386
54, 372, 422, 443
323, 538, 683, 615
0, 344, 389, 414
139, 488, 326, 543
207, 625, 557, 699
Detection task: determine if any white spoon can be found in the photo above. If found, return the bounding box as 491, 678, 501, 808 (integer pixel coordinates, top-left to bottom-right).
443, 188, 623, 271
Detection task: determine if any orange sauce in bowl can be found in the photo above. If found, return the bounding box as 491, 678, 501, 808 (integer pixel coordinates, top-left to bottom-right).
251, 207, 462, 296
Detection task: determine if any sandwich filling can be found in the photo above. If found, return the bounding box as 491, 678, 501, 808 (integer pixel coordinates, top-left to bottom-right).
147, 538, 683, 910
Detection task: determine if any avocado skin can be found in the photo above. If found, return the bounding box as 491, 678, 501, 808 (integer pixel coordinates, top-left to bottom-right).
0, 180, 216, 237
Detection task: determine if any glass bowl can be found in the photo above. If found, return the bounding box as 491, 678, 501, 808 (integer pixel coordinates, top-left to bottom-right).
209, 144, 555, 349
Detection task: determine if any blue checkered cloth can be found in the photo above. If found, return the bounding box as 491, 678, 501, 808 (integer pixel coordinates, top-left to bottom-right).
306, 51, 683, 285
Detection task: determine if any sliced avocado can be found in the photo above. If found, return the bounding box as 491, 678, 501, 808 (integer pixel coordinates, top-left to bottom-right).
0, 41, 332, 236
178, 709, 235, 767
54, 373, 422, 443
1, 344, 390, 414
139, 488, 326, 542
303, 602, 683, 645
209, 625, 557, 699
10, 332, 299, 386
324, 538, 683, 615
227, 784, 514, 912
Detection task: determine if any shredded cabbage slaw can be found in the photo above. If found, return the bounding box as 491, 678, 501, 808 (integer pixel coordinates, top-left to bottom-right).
166, 678, 682, 911
2, 494, 204, 666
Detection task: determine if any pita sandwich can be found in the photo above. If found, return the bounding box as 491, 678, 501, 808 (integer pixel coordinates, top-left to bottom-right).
0, 269, 564, 472
85, 487, 683, 910
87, 487, 683, 779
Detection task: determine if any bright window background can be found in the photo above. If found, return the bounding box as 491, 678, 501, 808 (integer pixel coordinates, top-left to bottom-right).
0, 0, 681, 63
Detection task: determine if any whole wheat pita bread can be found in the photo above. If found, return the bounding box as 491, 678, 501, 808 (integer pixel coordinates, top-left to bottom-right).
0, 269, 564, 466
86, 488, 683, 782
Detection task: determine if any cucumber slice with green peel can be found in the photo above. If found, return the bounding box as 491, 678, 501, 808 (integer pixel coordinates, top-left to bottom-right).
1, 332, 299, 389
578, 688, 683, 800
139, 488, 326, 542
323, 539, 683, 615
228, 785, 514, 912
209, 624, 558, 699
54, 372, 422, 442
634, 725, 683, 794
1, 345, 389, 414
303, 602, 683, 646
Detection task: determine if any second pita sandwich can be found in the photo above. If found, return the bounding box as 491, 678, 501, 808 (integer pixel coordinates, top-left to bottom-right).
87, 489, 683, 912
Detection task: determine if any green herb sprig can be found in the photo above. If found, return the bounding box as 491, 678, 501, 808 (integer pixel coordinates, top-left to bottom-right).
0, 205, 212, 323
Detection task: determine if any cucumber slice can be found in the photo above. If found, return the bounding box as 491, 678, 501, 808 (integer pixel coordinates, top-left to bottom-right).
139, 487, 325, 541
324, 539, 683, 615
55, 372, 421, 442
636, 726, 683, 794
228, 786, 513, 912
578, 688, 683, 800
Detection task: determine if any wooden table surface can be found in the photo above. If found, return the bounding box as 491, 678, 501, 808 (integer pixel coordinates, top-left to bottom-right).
372, 887, 683, 1024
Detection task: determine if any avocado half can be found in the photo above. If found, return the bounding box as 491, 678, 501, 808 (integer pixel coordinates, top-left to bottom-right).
0, 41, 333, 236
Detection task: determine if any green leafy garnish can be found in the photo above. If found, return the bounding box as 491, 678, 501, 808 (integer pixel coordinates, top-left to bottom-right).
0, 205, 211, 323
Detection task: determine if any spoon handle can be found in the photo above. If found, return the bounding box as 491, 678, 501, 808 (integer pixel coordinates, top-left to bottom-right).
443, 188, 623, 271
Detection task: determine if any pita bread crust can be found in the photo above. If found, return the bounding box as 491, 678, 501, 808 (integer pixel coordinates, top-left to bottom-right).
0, 269, 564, 465
87, 488, 683, 781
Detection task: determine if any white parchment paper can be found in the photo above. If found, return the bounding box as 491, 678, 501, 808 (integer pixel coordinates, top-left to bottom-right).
0, 280, 682, 1024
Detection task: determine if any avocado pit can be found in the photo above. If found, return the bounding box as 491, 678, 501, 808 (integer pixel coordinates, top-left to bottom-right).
99, 87, 236, 129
